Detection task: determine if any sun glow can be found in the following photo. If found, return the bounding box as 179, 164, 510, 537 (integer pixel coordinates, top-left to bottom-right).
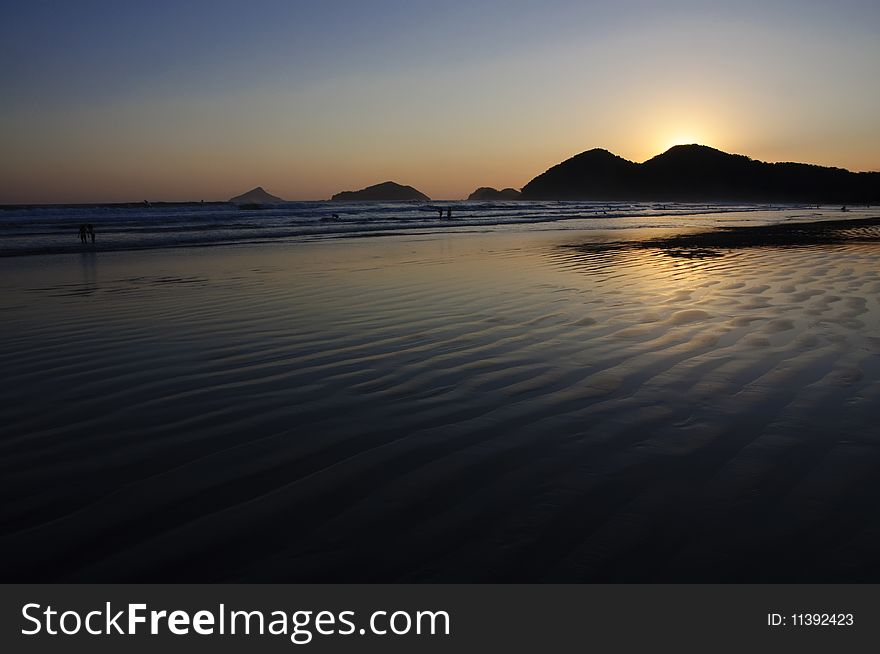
659, 131, 709, 154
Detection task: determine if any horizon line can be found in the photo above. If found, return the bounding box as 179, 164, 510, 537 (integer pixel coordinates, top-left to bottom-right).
3, 143, 878, 205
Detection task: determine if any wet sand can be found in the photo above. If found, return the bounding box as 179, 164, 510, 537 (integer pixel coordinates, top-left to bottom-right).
2, 218, 880, 582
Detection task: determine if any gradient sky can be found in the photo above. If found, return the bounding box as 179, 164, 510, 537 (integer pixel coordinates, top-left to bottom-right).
2, 0, 879, 202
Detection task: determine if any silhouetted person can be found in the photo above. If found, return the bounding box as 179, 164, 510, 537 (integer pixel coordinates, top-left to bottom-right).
438, 208, 443, 219
841, 205, 848, 212
87, 224, 95, 243
446, 208, 452, 219
78, 224, 88, 244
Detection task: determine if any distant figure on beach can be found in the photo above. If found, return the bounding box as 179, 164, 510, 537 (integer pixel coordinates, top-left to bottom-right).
87, 224, 95, 243
78, 224, 88, 244
438, 208, 443, 219
841, 205, 848, 212
446, 208, 452, 219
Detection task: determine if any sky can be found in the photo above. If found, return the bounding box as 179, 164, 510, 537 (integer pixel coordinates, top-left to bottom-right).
2, 0, 879, 202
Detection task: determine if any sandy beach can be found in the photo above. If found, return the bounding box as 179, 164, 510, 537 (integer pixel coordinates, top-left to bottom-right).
3, 217, 880, 582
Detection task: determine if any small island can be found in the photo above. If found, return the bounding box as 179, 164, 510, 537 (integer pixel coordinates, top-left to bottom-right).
331, 181, 430, 202
467, 187, 522, 201
229, 186, 284, 204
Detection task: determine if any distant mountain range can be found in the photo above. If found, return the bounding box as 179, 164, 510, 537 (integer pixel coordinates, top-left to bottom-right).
467, 187, 522, 201
227, 146, 878, 204
521, 145, 880, 203
229, 186, 284, 204
331, 181, 429, 202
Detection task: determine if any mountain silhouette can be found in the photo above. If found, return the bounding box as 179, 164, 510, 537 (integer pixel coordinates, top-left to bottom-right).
522, 149, 637, 200
521, 145, 880, 202
229, 186, 284, 203
331, 181, 430, 202
467, 187, 522, 201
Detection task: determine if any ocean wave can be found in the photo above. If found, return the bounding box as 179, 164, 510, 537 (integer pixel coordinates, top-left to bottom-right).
0, 200, 865, 257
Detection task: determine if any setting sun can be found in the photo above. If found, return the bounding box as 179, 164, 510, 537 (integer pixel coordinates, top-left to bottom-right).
657, 130, 713, 156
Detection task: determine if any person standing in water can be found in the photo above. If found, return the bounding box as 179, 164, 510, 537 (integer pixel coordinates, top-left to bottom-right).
87, 224, 95, 243
446, 208, 452, 219
78, 224, 88, 244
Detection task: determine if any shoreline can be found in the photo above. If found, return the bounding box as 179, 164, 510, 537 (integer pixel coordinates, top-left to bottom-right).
3, 211, 880, 259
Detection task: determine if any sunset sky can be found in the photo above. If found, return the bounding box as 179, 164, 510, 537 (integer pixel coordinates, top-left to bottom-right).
2, 0, 879, 203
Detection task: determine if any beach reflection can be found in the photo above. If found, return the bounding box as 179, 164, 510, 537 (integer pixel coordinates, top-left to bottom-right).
79, 251, 98, 292
2, 232, 880, 582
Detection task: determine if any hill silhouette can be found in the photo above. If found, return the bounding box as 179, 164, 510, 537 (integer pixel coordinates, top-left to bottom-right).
467, 187, 522, 201
331, 181, 429, 202
521, 145, 880, 203
229, 186, 284, 203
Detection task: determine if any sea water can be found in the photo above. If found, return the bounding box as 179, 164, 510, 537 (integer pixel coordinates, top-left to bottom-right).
0, 200, 857, 257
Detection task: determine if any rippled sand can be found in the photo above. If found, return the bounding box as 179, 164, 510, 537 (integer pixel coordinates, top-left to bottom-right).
2, 225, 880, 581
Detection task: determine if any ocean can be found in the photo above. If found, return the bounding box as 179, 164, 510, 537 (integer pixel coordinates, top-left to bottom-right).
0, 200, 856, 257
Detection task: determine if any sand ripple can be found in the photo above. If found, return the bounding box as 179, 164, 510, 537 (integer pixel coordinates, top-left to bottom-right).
2, 233, 880, 582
